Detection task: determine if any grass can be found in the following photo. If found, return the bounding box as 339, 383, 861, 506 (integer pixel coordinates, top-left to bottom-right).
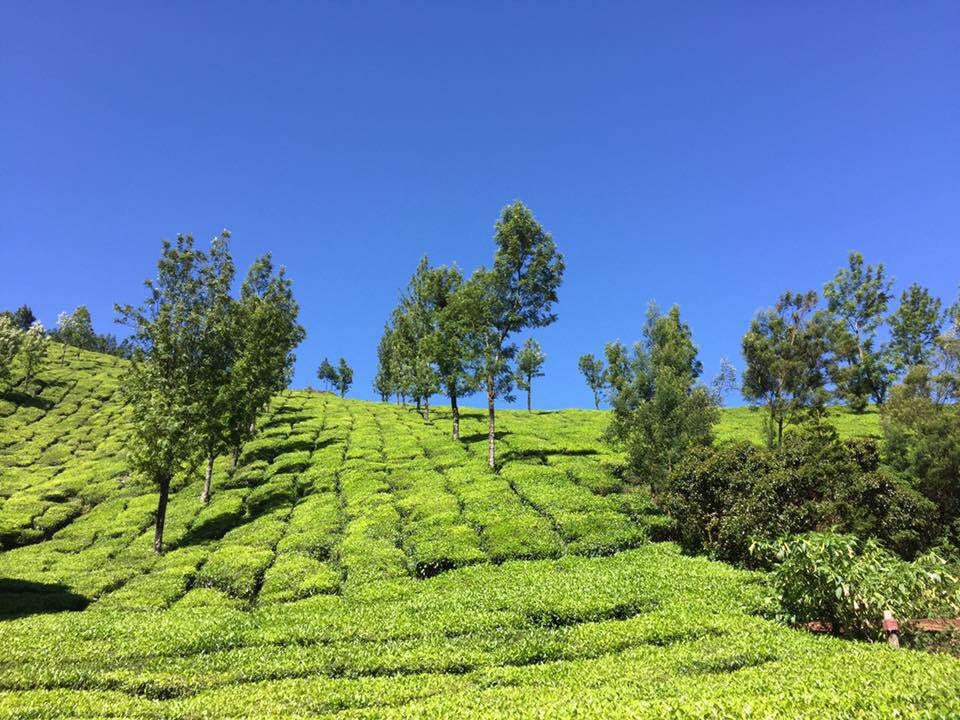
0, 348, 956, 718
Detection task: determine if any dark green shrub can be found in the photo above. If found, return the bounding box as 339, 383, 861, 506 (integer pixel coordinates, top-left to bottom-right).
666, 427, 940, 564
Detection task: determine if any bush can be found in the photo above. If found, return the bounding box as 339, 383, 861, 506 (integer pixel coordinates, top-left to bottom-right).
666, 427, 940, 564
754, 532, 960, 638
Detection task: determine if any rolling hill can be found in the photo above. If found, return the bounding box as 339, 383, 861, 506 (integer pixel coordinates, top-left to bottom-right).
0, 349, 956, 718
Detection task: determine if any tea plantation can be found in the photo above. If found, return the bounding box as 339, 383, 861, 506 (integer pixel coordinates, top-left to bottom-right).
1, 349, 958, 718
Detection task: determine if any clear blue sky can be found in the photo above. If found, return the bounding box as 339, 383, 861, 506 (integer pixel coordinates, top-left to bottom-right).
3, 2, 958, 409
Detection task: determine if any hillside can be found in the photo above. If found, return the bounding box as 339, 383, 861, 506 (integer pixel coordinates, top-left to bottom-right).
1, 349, 958, 718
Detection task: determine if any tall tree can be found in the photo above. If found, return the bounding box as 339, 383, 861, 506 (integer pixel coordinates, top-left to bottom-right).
20, 322, 49, 394
11, 305, 36, 331
194, 231, 236, 504
578, 353, 605, 409
515, 338, 546, 412
422, 263, 478, 438
741, 290, 833, 448
605, 306, 718, 493
0, 315, 22, 390
823, 252, 894, 410
373, 325, 396, 402
336, 358, 353, 397
888, 284, 943, 372
316, 357, 338, 392
116, 235, 211, 553
463, 201, 564, 468
224, 255, 305, 469
711, 357, 737, 403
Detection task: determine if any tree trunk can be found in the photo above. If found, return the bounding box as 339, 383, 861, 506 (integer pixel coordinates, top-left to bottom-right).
201, 453, 214, 504
231, 445, 240, 470
487, 373, 496, 469
423, 395, 430, 422
416, 396, 421, 413
593, 391, 599, 410
527, 384, 532, 413
153, 473, 171, 554
777, 416, 784, 447
450, 390, 460, 440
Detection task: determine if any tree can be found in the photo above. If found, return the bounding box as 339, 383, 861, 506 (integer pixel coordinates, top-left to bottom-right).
393, 257, 443, 420
11, 305, 36, 331
711, 357, 737, 403
606, 306, 719, 492
823, 252, 894, 410
373, 325, 396, 402
0, 315, 22, 390
193, 231, 236, 504
888, 284, 943, 372
336, 358, 353, 397
116, 235, 211, 553
883, 312, 960, 544
20, 322, 49, 393
463, 202, 565, 468
424, 264, 478, 438
741, 290, 833, 448
224, 255, 305, 469
578, 353, 605, 409
317, 357, 338, 392
515, 338, 546, 412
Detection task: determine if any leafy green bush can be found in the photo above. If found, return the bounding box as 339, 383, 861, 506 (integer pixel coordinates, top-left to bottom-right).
754, 532, 960, 638
666, 428, 938, 563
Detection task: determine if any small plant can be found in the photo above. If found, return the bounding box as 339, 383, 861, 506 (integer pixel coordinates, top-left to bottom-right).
753, 532, 960, 638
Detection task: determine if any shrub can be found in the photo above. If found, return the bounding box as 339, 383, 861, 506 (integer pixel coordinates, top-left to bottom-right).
754, 532, 960, 638
666, 428, 940, 564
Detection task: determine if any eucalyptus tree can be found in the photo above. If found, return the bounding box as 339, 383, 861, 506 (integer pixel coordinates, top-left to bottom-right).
577, 353, 605, 409
605, 306, 718, 492
741, 290, 833, 448
194, 231, 236, 504
422, 262, 478, 437
20, 322, 49, 394
116, 235, 212, 552
224, 255, 305, 469
823, 252, 894, 410
889, 284, 943, 372
515, 338, 546, 412
316, 358, 338, 392
463, 201, 565, 468
336, 358, 353, 397
373, 325, 396, 401
0, 315, 22, 389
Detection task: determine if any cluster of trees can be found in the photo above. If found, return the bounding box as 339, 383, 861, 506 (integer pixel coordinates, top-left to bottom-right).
583, 250, 959, 566
374, 201, 563, 466
117, 232, 305, 552
1, 304, 134, 360
0, 314, 49, 394
52, 306, 133, 359
316, 357, 353, 396
742, 254, 949, 447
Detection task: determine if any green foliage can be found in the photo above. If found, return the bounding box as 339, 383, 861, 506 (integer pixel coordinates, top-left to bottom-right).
0, 314, 22, 388
888, 283, 943, 371
335, 357, 353, 397
515, 338, 546, 411
462, 201, 565, 467
577, 353, 605, 409
605, 305, 719, 492
741, 290, 833, 447
755, 532, 960, 638
316, 357, 338, 392
823, 252, 894, 409
667, 427, 939, 563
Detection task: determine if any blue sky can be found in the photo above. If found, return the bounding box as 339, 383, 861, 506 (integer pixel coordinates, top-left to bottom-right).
3, 2, 958, 409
